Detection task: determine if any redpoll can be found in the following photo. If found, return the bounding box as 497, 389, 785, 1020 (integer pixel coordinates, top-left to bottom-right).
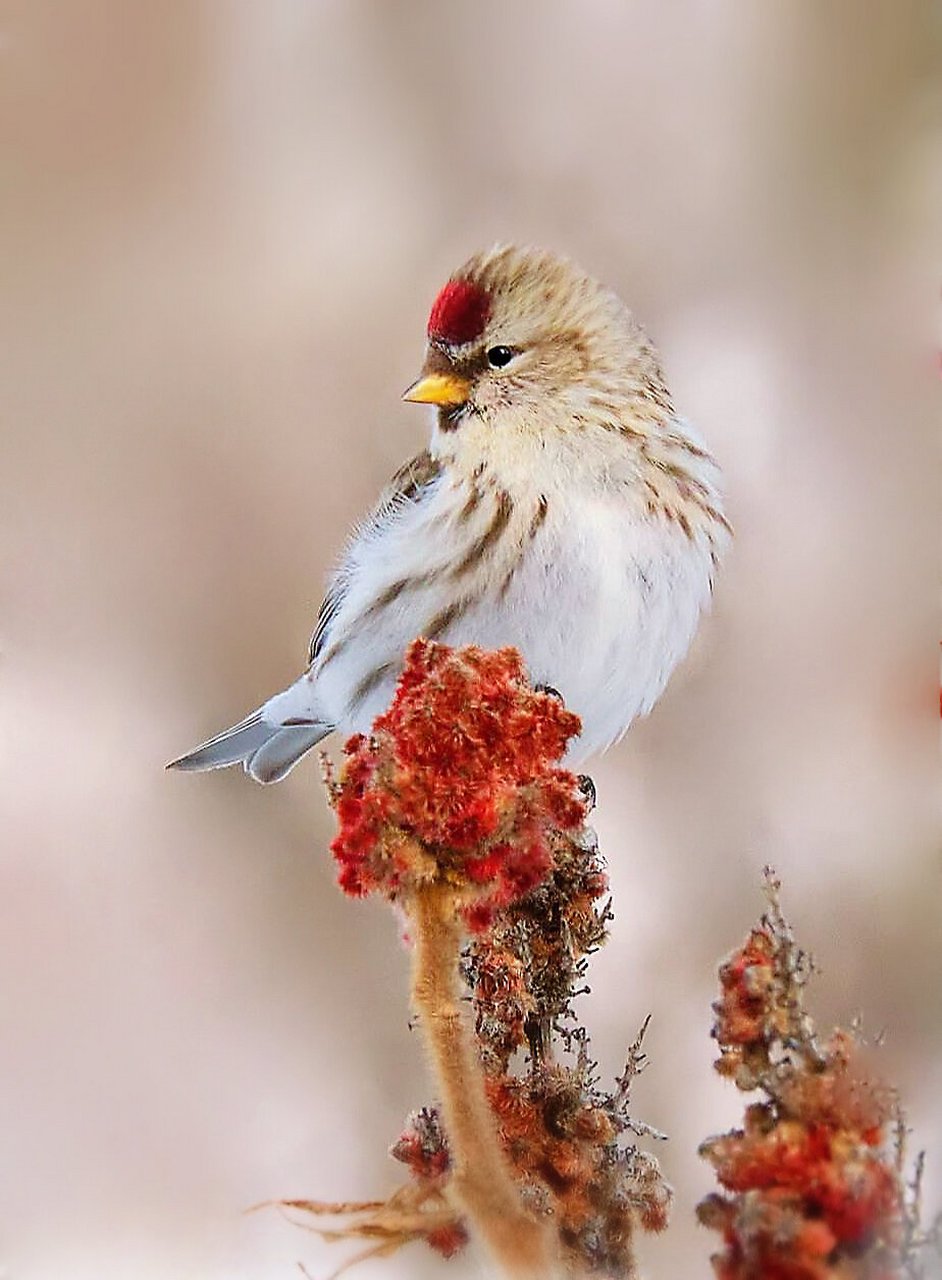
169, 246, 730, 783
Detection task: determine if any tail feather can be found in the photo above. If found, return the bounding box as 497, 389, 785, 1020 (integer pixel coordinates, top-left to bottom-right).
244, 724, 328, 783
167, 711, 329, 784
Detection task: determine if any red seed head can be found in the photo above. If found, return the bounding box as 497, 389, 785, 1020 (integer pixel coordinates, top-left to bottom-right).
427, 278, 491, 345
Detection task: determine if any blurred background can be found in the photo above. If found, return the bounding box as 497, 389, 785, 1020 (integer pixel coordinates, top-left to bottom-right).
1, 3, 940, 1278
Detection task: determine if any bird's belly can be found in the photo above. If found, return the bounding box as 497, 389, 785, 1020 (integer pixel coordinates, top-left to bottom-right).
444, 505, 713, 760
311, 496, 714, 763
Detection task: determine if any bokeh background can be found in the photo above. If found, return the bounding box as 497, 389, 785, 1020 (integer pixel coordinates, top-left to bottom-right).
2, 3, 940, 1278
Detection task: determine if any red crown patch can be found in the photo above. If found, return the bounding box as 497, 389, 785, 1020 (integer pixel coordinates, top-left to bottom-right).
427, 279, 491, 345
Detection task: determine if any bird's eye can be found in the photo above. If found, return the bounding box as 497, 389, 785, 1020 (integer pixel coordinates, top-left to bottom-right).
486, 345, 515, 368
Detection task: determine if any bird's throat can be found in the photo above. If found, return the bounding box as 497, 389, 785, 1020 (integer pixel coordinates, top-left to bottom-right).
437, 404, 468, 433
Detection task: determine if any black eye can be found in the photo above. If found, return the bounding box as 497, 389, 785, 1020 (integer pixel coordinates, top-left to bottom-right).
486, 345, 515, 368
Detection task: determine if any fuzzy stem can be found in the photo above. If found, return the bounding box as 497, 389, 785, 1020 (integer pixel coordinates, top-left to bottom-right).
409, 880, 562, 1280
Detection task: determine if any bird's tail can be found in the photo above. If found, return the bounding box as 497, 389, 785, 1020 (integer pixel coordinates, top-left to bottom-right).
166, 710, 329, 784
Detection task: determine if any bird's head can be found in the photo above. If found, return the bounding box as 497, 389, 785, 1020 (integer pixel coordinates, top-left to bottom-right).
404, 245, 674, 446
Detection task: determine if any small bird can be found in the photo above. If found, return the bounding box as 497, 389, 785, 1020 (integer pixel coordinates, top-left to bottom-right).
169, 245, 730, 784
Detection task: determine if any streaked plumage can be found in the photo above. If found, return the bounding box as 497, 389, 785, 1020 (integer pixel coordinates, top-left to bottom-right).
169, 246, 730, 783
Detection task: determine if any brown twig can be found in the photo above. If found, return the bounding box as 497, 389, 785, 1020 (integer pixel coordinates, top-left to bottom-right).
409, 878, 562, 1279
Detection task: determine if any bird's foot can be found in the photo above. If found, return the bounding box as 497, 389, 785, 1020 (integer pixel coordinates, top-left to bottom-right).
535, 683, 564, 702
577, 774, 597, 812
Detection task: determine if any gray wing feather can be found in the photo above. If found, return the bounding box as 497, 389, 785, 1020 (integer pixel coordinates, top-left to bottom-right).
167, 710, 329, 782
244, 724, 329, 783
166, 711, 273, 771
307, 449, 443, 665
170, 452, 442, 785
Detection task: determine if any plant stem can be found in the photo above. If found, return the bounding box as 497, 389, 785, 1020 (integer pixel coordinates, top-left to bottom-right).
409, 880, 562, 1280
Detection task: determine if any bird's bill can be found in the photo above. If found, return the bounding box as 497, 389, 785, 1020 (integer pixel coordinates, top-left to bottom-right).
402, 372, 471, 407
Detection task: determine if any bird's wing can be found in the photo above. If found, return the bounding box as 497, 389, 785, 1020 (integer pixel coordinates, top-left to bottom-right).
307, 449, 444, 665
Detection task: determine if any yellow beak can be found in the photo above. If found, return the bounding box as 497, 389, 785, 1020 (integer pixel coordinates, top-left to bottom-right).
402, 372, 471, 408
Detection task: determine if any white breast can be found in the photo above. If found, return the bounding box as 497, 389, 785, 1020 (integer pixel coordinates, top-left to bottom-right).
265, 464, 720, 765
438, 488, 718, 759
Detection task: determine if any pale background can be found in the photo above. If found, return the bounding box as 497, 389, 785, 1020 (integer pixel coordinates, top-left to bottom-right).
1, 4, 940, 1278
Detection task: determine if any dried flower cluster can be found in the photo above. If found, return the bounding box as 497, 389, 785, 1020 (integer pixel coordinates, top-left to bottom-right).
306, 641, 670, 1277
325, 639, 585, 924
274, 649, 937, 1279
698, 871, 924, 1280
470, 825, 672, 1264
397, 823, 672, 1275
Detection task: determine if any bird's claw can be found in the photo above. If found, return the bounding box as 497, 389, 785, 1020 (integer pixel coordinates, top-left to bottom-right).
535, 683, 564, 702
577, 774, 597, 811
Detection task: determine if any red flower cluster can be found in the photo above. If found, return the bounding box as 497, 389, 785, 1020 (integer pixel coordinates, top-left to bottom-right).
390, 1109, 469, 1259
390, 1106, 451, 1182
302, 643, 675, 1277
327, 640, 586, 919
714, 927, 779, 1049
487, 1073, 671, 1264
699, 878, 906, 1280
702, 1102, 902, 1278
451, 826, 671, 1276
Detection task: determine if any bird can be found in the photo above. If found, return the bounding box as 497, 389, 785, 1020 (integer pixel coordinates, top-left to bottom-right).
168, 245, 730, 784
